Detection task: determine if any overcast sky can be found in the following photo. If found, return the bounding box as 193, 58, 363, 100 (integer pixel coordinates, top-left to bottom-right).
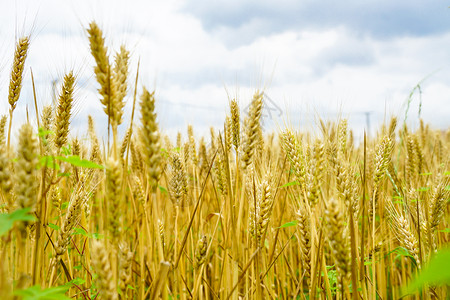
1, 0, 450, 142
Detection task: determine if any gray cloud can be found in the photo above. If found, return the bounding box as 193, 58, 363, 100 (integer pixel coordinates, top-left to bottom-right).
182, 0, 450, 47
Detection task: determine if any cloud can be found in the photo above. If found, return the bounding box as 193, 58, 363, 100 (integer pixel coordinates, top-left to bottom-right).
183, 0, 450, 48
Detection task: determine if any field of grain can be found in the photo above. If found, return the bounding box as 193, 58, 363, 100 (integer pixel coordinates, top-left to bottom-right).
0, 21, 449, 300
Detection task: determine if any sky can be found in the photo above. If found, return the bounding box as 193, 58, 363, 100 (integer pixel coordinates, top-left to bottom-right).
1, 0, 450, 143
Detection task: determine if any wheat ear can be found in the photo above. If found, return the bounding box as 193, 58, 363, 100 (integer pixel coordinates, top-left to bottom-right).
325, 197, 351, 278
54, 71, 75, 152
140, 87, 161, 190
91, 240, 118, 300
15, 123, 38, 221
230, 99, 240, 150
241, 91, 263, 170
7, 36, 30, 150
111, 45, 130, 128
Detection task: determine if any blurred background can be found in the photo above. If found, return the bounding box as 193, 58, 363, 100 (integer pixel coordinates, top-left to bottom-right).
1, 0, 450, 143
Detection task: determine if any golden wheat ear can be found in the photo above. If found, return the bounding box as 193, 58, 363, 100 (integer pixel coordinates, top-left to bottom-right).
91, 240, 118, 300
241, 91, 263, 171
325, 197, 351, 279
87, 22, 111, 108
54, 72, 75, 153
139, 87, 162, 190
8, 37, 30, 111
230, 98, 240, 151
7, 36, 30, 151
15, 123, 38, 215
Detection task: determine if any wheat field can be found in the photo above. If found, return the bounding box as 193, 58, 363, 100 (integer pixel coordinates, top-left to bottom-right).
0, 21, 449, 300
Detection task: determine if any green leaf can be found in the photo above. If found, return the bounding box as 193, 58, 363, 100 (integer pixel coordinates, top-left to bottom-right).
0, 208, 36, 236
57, 172, 71, 177
417, 187, 430, 192
37, 128, 54, 138
393, 247, 414, 260
439, 228, 450, 233
419, 172, 432, 176
56, 155, 104, 169
37, 128, 54, 146
160, 148, 169, 158
405, 248, 450, 294
61, 145, 72, 156
90, 232, 104, 239
277, 220, 298, 228
159, 185, 168, 195
72, 228, 104, 239
48, 223, 60, 231
73, 228, 88, 237
38, 156, 60, 170
70, 277, 86, 285
13, 285, 70, 300
385, 247, 417, 266
278, 181, 299, 189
